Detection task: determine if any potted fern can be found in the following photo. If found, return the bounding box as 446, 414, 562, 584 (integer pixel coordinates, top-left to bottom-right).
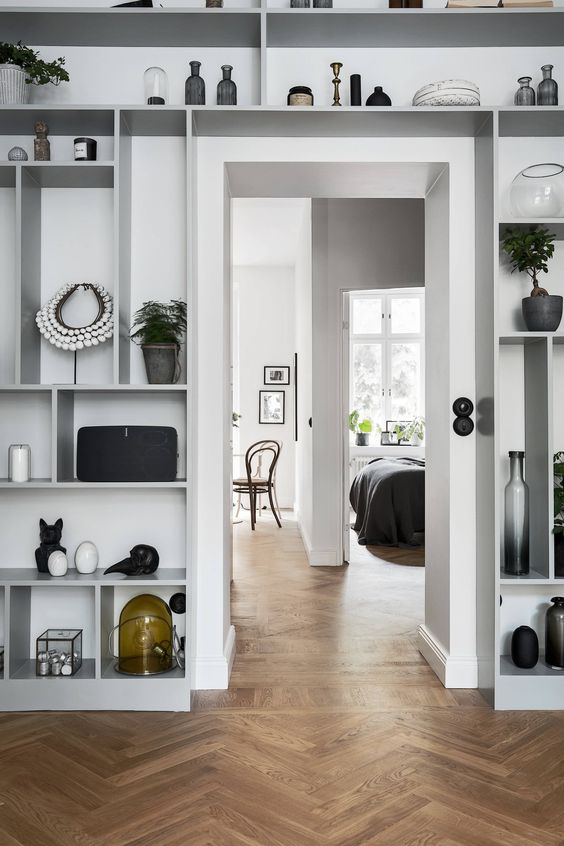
501, 226, 562, 332
0, 42, 69, 104
348, 410, 373, 446
130, 300, 187, 384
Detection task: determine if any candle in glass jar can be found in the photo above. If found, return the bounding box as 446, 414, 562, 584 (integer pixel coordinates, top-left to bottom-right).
8, 444, 31, 482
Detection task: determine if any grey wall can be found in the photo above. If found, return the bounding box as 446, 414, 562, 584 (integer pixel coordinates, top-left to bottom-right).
309, 198, 425, 563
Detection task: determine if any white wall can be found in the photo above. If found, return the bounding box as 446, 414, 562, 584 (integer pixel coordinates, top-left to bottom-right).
233, 265, 296, 509
294, 202, 313, 548
310, 198, 425, 565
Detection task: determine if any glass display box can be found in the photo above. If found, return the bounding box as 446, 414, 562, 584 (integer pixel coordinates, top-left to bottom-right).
36, 629, 83, 677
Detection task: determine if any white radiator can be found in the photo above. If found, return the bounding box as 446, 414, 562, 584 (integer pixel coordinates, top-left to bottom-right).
350, 455, 373, 478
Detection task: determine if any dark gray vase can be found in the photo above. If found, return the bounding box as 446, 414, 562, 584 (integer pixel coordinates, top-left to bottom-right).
355, 433, 369, 446
185, 60, 205, 105
522, 295, 563, 331
511, 626, 539, 669
217, 65, 237, 106
142, 344, 180, 384
546, 597, 564, 669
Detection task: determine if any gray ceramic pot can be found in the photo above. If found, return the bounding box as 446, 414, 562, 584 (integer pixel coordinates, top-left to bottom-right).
355, 433, 370, 446
142, 344, 180, 384
522, 295, 563, 332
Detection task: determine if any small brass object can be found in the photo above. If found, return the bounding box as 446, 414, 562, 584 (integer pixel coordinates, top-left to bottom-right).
330, 62, 343, 107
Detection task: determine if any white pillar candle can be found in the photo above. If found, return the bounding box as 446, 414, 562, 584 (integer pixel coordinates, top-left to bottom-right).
8, 444, 31, 482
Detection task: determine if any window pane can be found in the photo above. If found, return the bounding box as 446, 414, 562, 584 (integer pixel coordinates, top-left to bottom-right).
351, 343, 384, 431
352, 298, 382, 335
390, 297, 421, 334
390, 342, 421, 420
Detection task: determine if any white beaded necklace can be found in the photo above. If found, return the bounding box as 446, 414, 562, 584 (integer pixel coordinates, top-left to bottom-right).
35, 283, 114, 352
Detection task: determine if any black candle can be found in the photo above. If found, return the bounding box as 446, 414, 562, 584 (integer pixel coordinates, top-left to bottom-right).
350, 74, 362, 106
74, 137, 97, 161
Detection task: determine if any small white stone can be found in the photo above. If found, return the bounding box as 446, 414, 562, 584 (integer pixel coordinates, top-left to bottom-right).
84, 339, 92, 347
76, 341, 84, 350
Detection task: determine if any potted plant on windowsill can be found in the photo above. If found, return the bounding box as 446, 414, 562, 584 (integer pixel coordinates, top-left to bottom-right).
348, 410, 373, 446
502, 226, 562, 332
130, 299, 187, 384
0, 42, 69, 104
395, 417, 425, 447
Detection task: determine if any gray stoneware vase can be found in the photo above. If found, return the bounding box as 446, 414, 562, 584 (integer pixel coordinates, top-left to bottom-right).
142, 344, 180, 384
522, 294, 563, 331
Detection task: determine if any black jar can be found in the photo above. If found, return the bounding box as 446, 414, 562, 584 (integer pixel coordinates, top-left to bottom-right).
511, 626, 539, 669
366, 86, 392, 106
546, 597, 564, 669
74, 137, 97, 161
288, 86, 314, 106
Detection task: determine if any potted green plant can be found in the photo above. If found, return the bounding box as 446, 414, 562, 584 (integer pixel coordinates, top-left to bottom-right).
130, 299, 187, 384
348, 410, 372, 446
0, 42, 69, 104
554, 452, 564, 577
501, 226, 562, 332
395, 417, 425, 446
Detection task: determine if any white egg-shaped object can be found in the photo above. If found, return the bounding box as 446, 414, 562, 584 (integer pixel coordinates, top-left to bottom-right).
48, 550, 68, 577
74, 541, 99, 574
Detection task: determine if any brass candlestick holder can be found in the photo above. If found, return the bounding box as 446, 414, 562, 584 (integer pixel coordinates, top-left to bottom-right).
330, 62, 343, 107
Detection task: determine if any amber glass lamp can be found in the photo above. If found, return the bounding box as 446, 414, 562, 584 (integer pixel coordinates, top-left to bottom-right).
113, 594, 174, 675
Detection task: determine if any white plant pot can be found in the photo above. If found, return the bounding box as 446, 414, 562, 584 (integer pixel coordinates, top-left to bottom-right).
0, 65, 30, 104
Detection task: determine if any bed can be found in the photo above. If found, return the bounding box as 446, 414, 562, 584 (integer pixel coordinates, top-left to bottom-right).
350, 457, 425, 547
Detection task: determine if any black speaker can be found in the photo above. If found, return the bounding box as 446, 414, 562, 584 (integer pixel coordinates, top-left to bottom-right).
453, 416, 474, 437
452, 397, 474, 417
452, 396, 474, 436
77, 426, 178, 482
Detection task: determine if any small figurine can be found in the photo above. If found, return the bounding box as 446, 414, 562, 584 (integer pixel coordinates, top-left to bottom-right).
35, 518, 66, 574
104, 543, 159, 577
34, 120, 50, 162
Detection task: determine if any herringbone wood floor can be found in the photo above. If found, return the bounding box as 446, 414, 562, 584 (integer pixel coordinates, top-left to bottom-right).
2, 514, 564, 845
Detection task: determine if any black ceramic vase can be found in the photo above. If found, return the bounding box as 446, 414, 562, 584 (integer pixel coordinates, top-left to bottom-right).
511, 626, 539, 669
366, 86, 392, 106
185, 60, 205, 105
546, 597, 564, 669
522, 295, 563, 332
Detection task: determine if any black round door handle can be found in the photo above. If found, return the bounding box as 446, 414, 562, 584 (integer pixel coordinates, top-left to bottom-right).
452, 397, 474, 417
453, 416, 474, 437
308, 417, 312, 428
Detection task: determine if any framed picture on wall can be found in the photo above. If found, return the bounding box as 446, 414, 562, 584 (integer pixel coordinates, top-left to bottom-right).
259, 390, 285, 424
264, 366, 290, 385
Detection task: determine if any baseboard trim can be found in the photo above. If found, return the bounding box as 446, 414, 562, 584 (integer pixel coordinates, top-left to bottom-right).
417, 625, 478, 689
192, 625, 236, 690
295, 513, 342, 566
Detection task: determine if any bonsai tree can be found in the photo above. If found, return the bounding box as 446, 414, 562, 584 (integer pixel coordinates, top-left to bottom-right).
130, 299, 187, 347
0, 42, 69, 86
501, 226, 556, 297
130, 300, 187, 384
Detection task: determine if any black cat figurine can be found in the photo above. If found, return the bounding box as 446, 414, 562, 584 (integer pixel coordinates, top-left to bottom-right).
35, 518, 66, 574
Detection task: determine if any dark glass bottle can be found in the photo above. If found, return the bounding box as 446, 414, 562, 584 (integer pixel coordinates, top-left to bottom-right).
538, 64, 558, 106
504, 451, 529, 575
185, 60, 205, 105
217, 65, 237, 106
545, 597, 564, 669
514, 76, 535, 106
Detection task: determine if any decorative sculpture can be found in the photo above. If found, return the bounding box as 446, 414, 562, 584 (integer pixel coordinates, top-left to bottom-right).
34, 120, 50, 161
330, 61, 343, 107
35, 518, 66, 574
104, 544, 160, 577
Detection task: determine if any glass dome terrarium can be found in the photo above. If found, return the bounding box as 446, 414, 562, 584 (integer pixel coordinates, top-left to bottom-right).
144, 66, 168, 105
109, 594, 175, 676
510, 163, 564, 218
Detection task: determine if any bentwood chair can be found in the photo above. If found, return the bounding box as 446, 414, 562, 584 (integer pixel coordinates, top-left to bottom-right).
233, 440, 282, 530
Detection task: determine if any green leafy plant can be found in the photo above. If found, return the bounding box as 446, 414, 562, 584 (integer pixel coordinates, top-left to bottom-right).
0, 42, 69, 86
501, 226, 556, 298
348, 410, 372, 434
554, 452, 564, 535
130, 300, 187, 347
395, 417, 425, 444
232, 412, 242, 428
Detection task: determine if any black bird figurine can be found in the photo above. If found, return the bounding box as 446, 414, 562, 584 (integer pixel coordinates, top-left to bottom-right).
104, 544, 160, 577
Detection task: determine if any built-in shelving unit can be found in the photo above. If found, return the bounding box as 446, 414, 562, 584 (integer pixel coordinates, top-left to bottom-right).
1, 2, 564, 710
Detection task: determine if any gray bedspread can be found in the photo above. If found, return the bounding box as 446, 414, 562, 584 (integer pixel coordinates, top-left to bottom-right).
350, 457, 425, 546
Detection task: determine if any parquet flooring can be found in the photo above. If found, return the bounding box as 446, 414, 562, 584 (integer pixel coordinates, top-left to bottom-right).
2, 513, 564, 845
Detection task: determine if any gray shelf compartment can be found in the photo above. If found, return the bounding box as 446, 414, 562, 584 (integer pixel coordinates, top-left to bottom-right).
101, 659, 186, 680
0, 106, 116, 138
266, 7, 564, 48
0, 7, 261, 48
500, 655, 564, 677
498, 107, 564, 138
0, 391, 53, 481
55, 388, 188, 484
191, 105, 492, 138
120, 108, 188, 138
500, 567, 549, 583
0, 164, 16, 188
0, 568, 186, 586
499, 221, 564, 241
21, 162, 114, 190
11, 658, 96, 681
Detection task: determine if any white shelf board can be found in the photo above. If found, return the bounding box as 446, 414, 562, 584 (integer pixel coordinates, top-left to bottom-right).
10, 658, 96, 681
266, 7, 564, 48
0, 479, 187, 488
0, 7, 261, 48
54, 383, 188, 392
500, 567, 549, 584
191, 105, 492, 137
499, 332, 556, 345
500, 655, 564, 677
22, 163, 115, 190
0, 568, 186, 586
500, 220, 564, 240
120, 108, 188, 138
